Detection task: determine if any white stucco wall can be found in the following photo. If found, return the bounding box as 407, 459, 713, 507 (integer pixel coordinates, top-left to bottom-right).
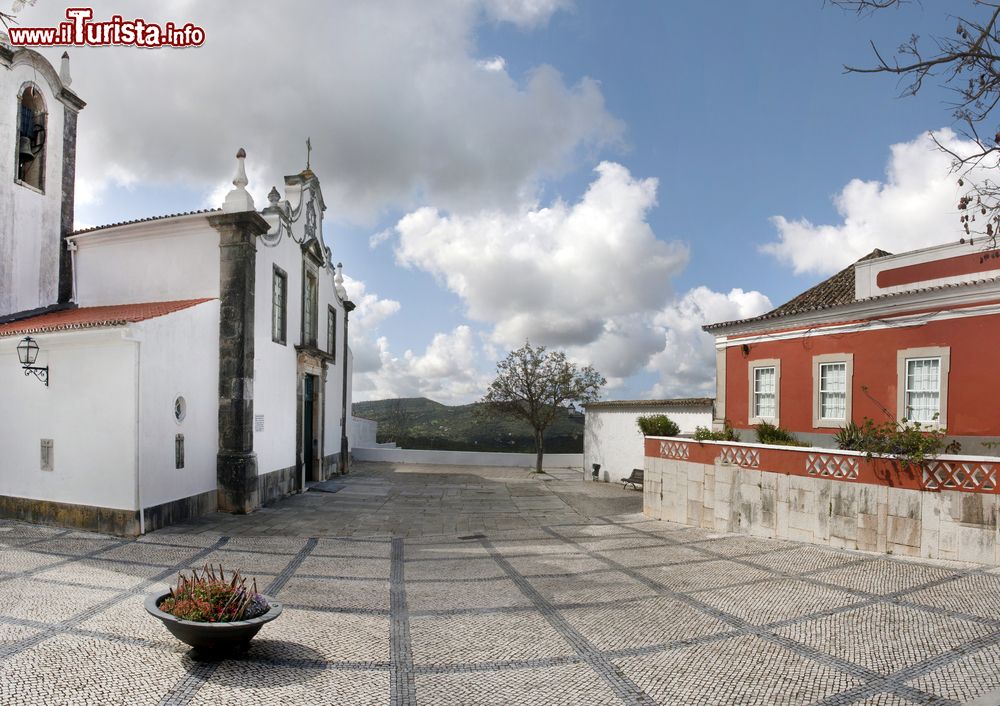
351, 417, 378, 448
0, 329, 138, 510
135, 301, 219, 509
584, 402, 713, 484
252, 231, 301, 476
0, 49, 70, 317
253, 175, 352, 478
71, 215, 220, 307
352, 447, 583, 469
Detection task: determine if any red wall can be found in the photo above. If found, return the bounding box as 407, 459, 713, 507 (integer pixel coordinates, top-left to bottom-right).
877, 249, 1000, 288
725, 311, 1000, 436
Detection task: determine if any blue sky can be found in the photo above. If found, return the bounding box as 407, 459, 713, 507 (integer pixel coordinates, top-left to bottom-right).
19, 1, 970, 403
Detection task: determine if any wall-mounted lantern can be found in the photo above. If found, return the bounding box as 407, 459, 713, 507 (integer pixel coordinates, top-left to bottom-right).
16, 336, 48, 386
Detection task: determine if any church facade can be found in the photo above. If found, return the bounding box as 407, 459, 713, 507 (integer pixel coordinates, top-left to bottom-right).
0, 45, 356, 535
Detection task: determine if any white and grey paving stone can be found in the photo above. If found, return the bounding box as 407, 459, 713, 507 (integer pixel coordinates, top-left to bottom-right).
2, 462, 1000, 704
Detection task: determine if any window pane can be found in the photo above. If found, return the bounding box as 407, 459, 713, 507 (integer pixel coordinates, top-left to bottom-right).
753, 367, 776, 419
905, 358, 940, 422
819, 362, 847, 420
272, 271, 285, 342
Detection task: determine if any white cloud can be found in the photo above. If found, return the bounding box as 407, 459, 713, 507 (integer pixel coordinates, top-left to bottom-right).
341, 275, 401, 375
22, 1, 617, 222
368, 228, 393, 249
353, 326, 492, 404
386, 161, 774, 399
482, 0, 572, 28
647, 287, 772, 398
394, 162, 688, 360
342, 276, 490, 403
477, 56, 507, 72
761, 129, 979, 276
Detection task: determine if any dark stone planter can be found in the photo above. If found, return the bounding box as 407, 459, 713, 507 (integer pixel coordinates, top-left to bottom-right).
144, 591, 282, 654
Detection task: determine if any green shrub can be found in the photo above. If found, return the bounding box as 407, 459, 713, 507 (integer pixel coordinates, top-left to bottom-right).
755, 422, 810, 447
693, 421, 740, 442
835, 417, 957, 465
637, 415, 680, 437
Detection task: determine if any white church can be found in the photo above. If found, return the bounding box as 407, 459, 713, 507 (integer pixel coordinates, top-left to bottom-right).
0, 44, 356, 535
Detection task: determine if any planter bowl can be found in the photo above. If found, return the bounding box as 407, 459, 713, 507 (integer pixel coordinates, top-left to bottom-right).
145, 591, 282, 654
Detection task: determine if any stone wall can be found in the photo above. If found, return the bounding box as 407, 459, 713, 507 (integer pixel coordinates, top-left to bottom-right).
644, 439, 1000, 565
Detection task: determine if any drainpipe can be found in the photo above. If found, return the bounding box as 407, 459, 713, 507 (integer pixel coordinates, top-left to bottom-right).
339, 300, 355, 474
66, 240, 78, 302
122, 328, 145, 534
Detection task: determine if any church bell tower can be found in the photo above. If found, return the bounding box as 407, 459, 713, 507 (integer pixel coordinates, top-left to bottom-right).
0, 43, 85, 319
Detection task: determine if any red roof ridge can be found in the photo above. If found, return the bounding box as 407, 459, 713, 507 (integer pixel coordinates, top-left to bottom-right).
0, 299, 215, 338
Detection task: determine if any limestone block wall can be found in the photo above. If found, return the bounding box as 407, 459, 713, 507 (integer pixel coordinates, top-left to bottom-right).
644, 437, 1000, 565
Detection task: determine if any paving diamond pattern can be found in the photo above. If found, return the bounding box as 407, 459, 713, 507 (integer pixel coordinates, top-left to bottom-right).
4, 462, 1000, 705
410, 611, 575, 665
694, 577, 864, 625
812, 559, 958, 595
775, 602, 995, 676
560, 595, 732, 651
616, 634, 864, 705
415, 663, 619, 705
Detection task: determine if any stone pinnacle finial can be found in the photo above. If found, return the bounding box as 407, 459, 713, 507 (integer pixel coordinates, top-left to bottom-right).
59, 52, 72, 87
335, 262, 347, 300
222, 148, 255, 213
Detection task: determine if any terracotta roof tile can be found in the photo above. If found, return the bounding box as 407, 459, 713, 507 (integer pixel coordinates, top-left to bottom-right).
0, 299, 214, 338
704, 249, 892, 331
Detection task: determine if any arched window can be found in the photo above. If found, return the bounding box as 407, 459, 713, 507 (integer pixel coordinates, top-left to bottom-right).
15, 84, 46, 191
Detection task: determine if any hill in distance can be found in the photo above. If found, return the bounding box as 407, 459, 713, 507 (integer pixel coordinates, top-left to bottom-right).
352, 397, 584, 453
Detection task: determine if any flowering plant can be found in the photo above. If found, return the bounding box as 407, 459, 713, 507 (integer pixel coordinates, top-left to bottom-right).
158, 565, 269, 623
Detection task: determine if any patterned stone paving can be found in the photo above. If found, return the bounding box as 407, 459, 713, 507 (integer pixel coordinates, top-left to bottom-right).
3, 466, 1000, 704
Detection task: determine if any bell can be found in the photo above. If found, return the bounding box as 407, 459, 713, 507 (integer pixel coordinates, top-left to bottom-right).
18, 136, 34, 164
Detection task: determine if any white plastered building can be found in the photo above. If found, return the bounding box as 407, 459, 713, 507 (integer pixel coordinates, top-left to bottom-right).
0, 46, 356, 534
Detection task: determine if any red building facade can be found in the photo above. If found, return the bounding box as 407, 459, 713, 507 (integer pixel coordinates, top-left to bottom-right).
704, 242, 1000, 452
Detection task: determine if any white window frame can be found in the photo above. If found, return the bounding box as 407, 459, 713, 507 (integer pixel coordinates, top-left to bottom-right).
812, 353, 853, 429
896, 346, 950, 429
748, 358, 780, 425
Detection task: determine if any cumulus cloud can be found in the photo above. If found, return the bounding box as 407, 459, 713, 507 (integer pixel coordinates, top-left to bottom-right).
647, 287, 773, 398
342, 276, 491, 403
394, 161, 688, 352
761, 129, 976, 276
353, 326, 493, 404
482, 0, 573, 27
339, 275, 400, 376
20, 0, 619, 221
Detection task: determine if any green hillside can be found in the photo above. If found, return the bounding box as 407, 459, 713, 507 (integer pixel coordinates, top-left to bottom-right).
352, 397, 584, 453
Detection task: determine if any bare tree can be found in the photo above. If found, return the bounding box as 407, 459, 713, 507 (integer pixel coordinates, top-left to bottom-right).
832, 0, 1000, 246
379, 398, 412, 445
2, 1, 36, 34
480, 342, 605, 474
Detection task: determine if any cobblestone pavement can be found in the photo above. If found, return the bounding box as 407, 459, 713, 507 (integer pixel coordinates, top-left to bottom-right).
161, 462, 638, 537
3, 466, 1000, 704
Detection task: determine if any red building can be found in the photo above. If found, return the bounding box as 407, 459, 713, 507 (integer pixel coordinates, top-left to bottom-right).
704, 241, 1000, 453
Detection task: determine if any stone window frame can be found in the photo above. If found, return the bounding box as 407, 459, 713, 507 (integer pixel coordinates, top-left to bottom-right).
272, 264, 287, 345
748, 358, 780, 425
14, 81, 47, 193
896, 346, 950, 429
327, 305, 337, 361
811, 353, 854, 429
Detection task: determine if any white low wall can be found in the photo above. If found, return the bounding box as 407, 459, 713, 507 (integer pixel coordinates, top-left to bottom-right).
350, 416, 378, 449
353, 447, 583, 469
645, 454, 1000, 565
584, 400, 713, 484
